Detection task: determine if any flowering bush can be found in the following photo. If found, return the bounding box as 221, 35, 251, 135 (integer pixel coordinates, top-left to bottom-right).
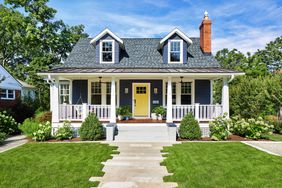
55, 121, 74, 140
230, 116, 273, 139
0, 132, 6, 144
0, 111, 19, 135
32, 121, 52, 141
209, 113, 231, 140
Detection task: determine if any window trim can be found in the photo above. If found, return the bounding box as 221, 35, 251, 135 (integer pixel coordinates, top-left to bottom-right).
168, 39, 183, 64
99, 39, 115, 64
59, 82, 70, 104
1, 89, 16, 100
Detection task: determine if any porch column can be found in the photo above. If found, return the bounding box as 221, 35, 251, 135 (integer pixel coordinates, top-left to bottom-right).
110, 77, 116, 123
52, 78, 60, 123
222, 77, 229, 118
166, 77, 173, 123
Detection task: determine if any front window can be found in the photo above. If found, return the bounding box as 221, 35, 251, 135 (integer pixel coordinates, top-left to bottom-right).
169, 40, 182, 63
59, 82, 70, 104
165, 82, 176, 105
181, 82, 192, 104
1, 89, 15, 100
101, 40, 114, 63
91, 82, 101, 104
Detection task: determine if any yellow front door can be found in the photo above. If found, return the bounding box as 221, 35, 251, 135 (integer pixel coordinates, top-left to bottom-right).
133, 84, 149, 117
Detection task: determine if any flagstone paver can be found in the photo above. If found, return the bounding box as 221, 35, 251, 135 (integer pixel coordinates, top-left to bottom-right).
91, 142, 178, 188
0, 135, 28, 153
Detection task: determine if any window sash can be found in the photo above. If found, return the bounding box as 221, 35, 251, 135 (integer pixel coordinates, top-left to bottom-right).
169, 40, 182, 63
101, 41, 114, 63
1, 89, 15, 99
59, 83, 70, 104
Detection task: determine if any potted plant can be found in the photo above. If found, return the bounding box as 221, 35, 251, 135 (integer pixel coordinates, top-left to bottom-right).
151, 106, 158, 120
123, 105, 132, 120
116, 107, 124, 120
154, 106, 166, 120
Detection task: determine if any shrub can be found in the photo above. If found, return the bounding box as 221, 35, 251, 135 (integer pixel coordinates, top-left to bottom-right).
55, 121, 74, 140
179, 113, 201, 140
35, 111, 52, 123
231, 116, 273, 139
0, 111, 19, 135
79, 113, 104, 141
32, 121, 52, 141
272, 121, 282, 134
209, 114, 231, 140
19, 118, 40, 137
0, 132, 6, 145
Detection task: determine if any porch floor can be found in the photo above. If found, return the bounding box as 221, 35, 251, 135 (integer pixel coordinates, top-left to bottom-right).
117, 119, 166, 123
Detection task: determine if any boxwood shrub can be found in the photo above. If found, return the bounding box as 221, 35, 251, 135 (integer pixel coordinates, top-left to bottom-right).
78, 113, 104, 141
179, 113, 201, 140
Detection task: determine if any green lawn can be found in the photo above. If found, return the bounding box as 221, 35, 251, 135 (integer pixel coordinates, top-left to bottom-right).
0, 143, 117, 188
162, 142, 282, 188
267, 133, 282, 141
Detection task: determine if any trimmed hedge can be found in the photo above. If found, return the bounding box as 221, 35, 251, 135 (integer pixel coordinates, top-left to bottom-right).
179, 113, 201, 140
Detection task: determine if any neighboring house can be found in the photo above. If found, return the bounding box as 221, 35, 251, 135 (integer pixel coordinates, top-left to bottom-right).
39, 12, 244, 141
0, 65, 35, 108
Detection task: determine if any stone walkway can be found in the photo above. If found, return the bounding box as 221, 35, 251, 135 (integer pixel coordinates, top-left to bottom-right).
0, 135, 28, 153
90, 142, 178, 188
242, 141, 282, 156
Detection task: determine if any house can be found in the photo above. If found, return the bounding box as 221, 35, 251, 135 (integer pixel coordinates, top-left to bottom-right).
39, 12, 244, 141
0, 65, 35, 108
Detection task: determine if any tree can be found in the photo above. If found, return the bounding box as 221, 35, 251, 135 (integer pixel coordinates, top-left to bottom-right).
0, 0, 88, 109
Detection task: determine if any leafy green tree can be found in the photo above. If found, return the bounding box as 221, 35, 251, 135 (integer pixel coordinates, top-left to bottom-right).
0, 0, 88, 109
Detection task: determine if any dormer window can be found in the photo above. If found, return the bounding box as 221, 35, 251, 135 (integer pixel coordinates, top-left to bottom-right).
100, 40, 114, 63
168, 40, 183, 63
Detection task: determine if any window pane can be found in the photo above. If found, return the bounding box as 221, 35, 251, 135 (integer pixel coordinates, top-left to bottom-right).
91, 82, 101, 94
106, 82, 111, 94
106, 94, 111, 105
102, 42, 112, 52
1, 89, 7, 98
59, 83, 70, 104
102, 52, 113, 62
181, 95, 191, 104
181, 82, 191, 94
8, 90, 14, 98
91, 95, 101, 104
170, 52, 180, 62
171, 42, 180, 51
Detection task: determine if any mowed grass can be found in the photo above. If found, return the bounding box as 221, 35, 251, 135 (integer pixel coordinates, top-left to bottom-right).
162, 142, 282, 188
267, 133, 282, 141
0, 143, 117, 188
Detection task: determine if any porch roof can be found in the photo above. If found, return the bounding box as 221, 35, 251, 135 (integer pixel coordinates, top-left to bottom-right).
40, 67, 242, 74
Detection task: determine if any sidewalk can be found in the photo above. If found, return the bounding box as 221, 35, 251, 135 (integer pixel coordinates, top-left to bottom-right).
0, 135, 28, 153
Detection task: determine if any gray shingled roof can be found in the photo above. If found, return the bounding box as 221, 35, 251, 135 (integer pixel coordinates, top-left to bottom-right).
57, 37, 220, 69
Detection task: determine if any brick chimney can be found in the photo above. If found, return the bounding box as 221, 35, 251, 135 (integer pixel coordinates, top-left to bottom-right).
199, 11, 212, 54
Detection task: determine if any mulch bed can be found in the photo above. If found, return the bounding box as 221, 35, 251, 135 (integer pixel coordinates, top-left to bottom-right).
177, 134, 270, 142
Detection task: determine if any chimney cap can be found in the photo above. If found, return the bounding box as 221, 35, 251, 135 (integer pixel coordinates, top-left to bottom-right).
204, 10, 209, 20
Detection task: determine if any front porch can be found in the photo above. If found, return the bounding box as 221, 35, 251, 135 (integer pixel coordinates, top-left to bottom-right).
50, 75, 229, 124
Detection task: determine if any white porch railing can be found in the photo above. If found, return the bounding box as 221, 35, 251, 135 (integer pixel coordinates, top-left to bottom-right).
59, 104, 111, 121
172, 104, 223, 121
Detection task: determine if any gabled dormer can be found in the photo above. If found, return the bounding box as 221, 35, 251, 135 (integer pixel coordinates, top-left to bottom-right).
158, 28, 193, 64
90, 28, 124, 64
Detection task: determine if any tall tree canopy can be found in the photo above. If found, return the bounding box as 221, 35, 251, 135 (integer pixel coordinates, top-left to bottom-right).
0, 0, 88, 109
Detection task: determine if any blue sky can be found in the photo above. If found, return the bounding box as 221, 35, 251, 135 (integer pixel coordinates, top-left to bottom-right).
4, 0, 282, 53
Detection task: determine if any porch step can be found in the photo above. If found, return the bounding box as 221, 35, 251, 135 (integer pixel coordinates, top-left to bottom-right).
115, 124, 170, 142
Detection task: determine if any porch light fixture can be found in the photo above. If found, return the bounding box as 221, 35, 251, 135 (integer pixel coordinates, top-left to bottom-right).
154, 88, 158, 94
180, 76, 183, 84
125, 88, 128, 94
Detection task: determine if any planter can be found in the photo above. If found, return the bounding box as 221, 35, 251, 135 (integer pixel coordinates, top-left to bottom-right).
151, 113, 157, 120
158, 114, 163, 120
124, 116, 130, 121
117, 115, 123, 121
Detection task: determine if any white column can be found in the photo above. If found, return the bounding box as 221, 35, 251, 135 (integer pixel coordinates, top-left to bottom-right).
166, 77, 173, 123
50, 85, 53, 111
222, 77, 229, 118
110, 77, 116, 123
82, 103, 88, 120
52, 78, 60, 123
101, 81, 107, 105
